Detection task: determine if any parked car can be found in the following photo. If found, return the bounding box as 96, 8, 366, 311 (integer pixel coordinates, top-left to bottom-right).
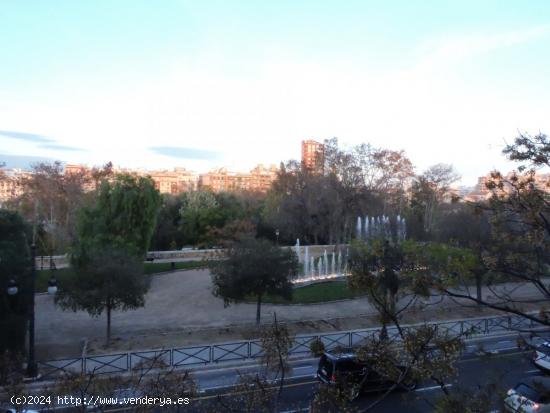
316, 351, 417, 401
533, 342, 550, 373
504, 376, 550, 412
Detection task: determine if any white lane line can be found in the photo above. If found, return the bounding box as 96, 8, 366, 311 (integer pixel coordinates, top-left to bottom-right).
525, 369, 540, 374
200, 375, 316, 392
415, 384, 453, 392
293, 366, 312, 370
497, 346, 520, 351
199, 383, 236, 392
191, 357, 319, 376
290, 374, 317, 379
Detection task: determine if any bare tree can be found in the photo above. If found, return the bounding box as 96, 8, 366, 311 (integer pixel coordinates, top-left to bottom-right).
344, 239, 467, 411
435, 133, 550, 328
260, 313, 293, 402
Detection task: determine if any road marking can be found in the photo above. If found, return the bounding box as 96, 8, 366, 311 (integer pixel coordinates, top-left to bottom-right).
195, 380, 318, 401
190, 357, 319, 375
459, 349, 531, 362
291, 374, 317, 379
415, 384, 453, 392
525, 369, 540, 374
498, 346, 518, 351
294, 366, 312, 370
199, 376, 316, 392
199, 383, 236, 392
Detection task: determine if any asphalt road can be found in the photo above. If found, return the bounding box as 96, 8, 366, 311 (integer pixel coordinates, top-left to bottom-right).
188, 333, 548, 412
21, 332, 549, 412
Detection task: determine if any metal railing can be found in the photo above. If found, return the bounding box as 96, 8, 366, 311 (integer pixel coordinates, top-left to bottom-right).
37, 313, 542, 380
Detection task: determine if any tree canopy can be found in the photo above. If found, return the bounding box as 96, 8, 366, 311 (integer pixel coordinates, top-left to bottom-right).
0, 209, 30, 352
56, 247, 148, 343
71, 173, 161, 264
210, 238, 298, 325
57, 174, 160, 343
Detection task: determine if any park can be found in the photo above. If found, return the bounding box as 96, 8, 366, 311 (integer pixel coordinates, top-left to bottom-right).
1, 133, 549, 412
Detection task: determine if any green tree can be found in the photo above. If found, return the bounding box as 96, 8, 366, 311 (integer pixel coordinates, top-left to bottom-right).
150, 193, 187, 250
0, 209, 30, 352
210, 238, 298, 325
72, 173, 161, 265
179, 190, 244, 247
56, 247, 149, 344
57, 174, 161, 343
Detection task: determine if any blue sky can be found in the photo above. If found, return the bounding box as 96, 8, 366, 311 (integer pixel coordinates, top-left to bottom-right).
1, 0, 550, 184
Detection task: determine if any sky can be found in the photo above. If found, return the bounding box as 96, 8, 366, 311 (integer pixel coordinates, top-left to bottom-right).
1, 0, 550, 185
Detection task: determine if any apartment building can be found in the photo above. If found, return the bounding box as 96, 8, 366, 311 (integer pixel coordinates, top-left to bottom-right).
148, 168, 198, 194
199, 164, 278, 192
301, 139, 324, 173
0, 169, 29, 205
464, 171, 550, 202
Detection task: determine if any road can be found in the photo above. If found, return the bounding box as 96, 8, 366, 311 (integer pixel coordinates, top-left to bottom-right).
188, 333, 544, 412
21, 332, 549, 412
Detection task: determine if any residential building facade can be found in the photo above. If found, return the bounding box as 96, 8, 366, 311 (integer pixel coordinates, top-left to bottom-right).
301, 139, 324, 173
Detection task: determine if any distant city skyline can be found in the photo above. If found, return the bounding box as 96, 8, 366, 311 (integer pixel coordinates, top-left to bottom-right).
2, 1, 550, 185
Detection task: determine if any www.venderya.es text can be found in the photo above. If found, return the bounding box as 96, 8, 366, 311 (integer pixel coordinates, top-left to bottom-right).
11, 395, 191, 407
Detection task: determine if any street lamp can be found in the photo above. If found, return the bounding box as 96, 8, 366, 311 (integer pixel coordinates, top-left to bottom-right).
47, 275, 58, 295
4, 246, 58, 379
275, 229, 280, 246
7, 279, 18, 296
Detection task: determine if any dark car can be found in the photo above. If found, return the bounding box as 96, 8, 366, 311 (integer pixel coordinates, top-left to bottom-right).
316, 351, 417, 400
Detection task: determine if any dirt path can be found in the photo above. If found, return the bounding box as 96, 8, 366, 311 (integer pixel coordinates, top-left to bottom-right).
35, 269, 545, 359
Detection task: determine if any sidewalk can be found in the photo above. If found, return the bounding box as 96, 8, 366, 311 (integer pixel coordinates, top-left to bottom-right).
35, 268, 548, 360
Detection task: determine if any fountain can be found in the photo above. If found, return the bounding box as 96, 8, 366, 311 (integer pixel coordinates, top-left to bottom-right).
291, 245, 349, 285
353, 215, 407, 244
356, 216, 362, 240
291, 215, 406, 285
294, 238, 301, 263
304, 246, 309, 276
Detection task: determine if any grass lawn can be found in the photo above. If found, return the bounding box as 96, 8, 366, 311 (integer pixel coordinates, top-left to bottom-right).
36, 260, 205, 293
259, 281, 363, 304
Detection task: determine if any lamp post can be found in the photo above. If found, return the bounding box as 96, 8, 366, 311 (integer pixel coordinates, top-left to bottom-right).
27, 242, 37, 377
5, 246, 57, 379
275, 229, 280, 246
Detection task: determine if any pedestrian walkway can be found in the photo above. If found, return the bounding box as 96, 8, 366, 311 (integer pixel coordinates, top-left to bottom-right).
35, 268, 548, 360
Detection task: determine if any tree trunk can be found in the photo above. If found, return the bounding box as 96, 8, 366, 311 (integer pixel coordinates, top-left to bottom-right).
476, 272, 483, 304
380, 323, 388, 341
256, 294, 262, 325
106, 300, 112, 345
